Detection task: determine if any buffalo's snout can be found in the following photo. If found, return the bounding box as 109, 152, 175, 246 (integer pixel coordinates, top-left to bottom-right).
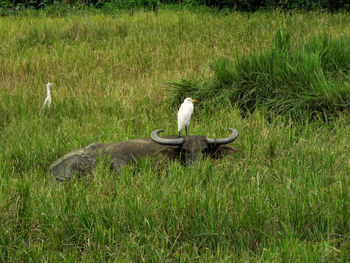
180, 138, 210, 163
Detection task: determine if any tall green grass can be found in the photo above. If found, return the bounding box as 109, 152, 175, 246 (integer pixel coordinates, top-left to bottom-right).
169, 30, 350, 120
0, 9, 349, 261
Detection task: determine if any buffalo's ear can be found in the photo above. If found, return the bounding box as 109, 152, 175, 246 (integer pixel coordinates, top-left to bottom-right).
211, 145, 238, 158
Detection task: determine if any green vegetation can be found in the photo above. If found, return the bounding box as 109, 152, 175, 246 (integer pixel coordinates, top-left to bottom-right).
1, 0, 349, 13
0, 9, 349, 261
170, 30, 350, 120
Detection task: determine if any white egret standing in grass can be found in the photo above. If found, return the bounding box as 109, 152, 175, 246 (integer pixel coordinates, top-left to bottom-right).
43, 82, 53, 109
177, 97, 198, 136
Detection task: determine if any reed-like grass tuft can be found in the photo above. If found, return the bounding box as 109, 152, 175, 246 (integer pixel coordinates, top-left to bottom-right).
169, 29, 350, 120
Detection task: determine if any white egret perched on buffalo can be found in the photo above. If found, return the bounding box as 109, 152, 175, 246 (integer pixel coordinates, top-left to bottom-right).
177, 97, 198, 136
43, 82, 53, 109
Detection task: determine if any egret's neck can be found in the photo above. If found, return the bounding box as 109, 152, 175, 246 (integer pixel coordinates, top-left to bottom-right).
46, 86, 51, 96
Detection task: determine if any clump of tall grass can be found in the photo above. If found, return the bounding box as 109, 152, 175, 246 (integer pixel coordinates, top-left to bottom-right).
169, 30, 350, 120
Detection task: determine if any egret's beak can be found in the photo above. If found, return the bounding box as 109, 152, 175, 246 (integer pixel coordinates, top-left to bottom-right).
191, 99, 198, 102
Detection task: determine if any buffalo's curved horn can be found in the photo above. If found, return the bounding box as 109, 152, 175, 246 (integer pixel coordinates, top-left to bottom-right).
151, 129, 185, 145
206, 128, 238, 145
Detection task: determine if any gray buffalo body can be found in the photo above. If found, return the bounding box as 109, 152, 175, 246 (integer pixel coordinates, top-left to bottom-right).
49, 129, 238, 181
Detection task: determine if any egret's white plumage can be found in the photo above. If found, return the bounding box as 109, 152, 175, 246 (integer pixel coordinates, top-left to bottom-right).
177, 97, 198, 136
43, 82, 52, 109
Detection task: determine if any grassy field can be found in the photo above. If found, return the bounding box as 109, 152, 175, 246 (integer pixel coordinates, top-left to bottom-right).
0, 8, 349, 261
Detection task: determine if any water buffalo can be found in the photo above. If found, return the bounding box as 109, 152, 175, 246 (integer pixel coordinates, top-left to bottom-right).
49, 128, 238, 181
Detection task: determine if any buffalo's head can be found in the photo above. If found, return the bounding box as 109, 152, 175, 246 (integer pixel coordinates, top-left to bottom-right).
151, 128, 238, 163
